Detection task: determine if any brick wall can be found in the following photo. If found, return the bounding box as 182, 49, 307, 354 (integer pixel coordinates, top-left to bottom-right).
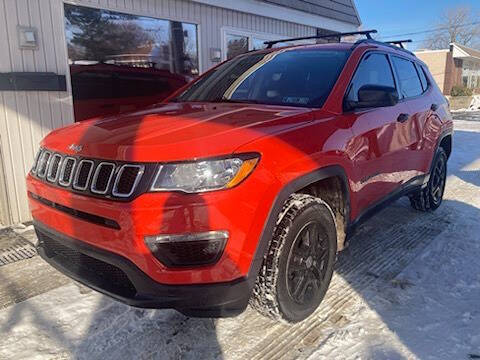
444, 54, 463, 95
415, 50, 452, 94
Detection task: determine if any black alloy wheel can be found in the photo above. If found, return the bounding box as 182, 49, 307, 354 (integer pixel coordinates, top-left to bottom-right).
286, 221, 330, 306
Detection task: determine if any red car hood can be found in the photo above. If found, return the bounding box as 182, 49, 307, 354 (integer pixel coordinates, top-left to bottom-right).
42, 102, 314, 162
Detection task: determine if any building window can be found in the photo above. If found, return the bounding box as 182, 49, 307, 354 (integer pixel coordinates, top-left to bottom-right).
64, 4, 199, 121
223, 29, 279, 60
222, 28, 336, 60
225, 34, 249, 60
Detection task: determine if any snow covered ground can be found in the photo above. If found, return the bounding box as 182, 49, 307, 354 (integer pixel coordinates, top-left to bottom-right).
0, 121, 479, 359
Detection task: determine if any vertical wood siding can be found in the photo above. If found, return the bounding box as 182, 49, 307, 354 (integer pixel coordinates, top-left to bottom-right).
261, 0, 360, 25
0, 0, 319, 224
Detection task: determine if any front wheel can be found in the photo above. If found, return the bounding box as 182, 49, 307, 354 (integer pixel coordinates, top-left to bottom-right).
409, 148, 447, 212
250, 194, 337, 323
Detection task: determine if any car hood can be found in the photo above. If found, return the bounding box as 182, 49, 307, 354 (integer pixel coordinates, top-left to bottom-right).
42, 102, 314, 162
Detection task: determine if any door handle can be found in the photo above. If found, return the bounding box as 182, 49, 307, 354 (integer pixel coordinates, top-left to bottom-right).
397, 113, 410, 123
431, 103, 439, 111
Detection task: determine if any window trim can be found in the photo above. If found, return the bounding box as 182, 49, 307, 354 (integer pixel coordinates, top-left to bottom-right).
343, 50, 400, 112
414, 62, 430, 93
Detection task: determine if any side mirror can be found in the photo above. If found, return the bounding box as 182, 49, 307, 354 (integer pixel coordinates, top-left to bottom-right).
345, 85, 399, 111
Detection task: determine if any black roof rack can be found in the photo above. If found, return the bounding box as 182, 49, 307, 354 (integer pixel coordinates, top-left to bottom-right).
352, 39, 416, 57
385, 39, 413, 49
264, 30, 378, 49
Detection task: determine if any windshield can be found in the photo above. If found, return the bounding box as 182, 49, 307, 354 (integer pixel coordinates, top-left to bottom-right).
174, 49, 350, 108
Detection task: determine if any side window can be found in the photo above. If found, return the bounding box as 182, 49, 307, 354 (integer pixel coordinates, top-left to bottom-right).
415, 63, 429, 92
392, 57, 423, 98
347, 53, 396, 102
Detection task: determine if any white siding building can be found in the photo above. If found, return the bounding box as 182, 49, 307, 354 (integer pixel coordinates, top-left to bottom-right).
0, 0, 360, 225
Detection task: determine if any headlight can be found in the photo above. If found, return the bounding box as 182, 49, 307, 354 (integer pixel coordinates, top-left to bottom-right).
150, 154, 259, 193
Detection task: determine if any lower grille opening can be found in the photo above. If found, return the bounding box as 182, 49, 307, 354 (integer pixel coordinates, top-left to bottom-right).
39, 232, 136, 298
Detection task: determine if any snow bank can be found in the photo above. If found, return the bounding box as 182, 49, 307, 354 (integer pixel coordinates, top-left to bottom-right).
451, 95, 480, 112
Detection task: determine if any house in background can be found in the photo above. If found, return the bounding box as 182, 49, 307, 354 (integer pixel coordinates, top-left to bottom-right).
0, 0, 361, 225
415, 43, 480, 95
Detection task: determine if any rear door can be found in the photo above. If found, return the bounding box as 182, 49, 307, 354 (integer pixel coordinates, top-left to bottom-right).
346, 52, 411, 211
390, 56, 429, 177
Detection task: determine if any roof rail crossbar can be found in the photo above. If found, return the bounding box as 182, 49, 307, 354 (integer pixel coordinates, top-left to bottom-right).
264, 30, 378, 49
385, 39, 413, 49
352, 39, 416, 57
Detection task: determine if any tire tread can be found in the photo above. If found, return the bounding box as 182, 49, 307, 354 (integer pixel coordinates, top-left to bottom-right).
249, 194, 335, 323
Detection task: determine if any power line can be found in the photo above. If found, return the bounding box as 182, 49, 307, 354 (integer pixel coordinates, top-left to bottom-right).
377, 21, 480, 40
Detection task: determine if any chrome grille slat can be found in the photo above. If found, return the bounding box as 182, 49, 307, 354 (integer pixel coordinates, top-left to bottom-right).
31, 149, 42, 174
37, 151, 52, 178
91, 162, 115, 194
112, 164, 145, 198
73, 160, 94, 191
59, 157, 77, 187
32, 149, 145, 199
47, 154, 63, 183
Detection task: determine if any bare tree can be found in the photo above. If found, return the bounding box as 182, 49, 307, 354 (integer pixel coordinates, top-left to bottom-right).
423, 6, 480, 49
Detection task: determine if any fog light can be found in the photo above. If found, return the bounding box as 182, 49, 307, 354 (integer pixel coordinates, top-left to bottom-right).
144, 231, 228, 267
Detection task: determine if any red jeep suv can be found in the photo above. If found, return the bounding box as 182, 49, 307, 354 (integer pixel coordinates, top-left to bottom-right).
27, 31, 453, 323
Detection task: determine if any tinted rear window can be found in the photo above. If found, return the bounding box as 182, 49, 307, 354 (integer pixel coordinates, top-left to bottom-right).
176, 49, 350, 108
392, 56, 423, 98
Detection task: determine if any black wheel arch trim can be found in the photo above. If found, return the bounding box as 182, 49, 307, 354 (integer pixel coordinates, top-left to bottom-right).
424, 130, 453, 184
248, 165, 351, 285
435, 130, 453, 160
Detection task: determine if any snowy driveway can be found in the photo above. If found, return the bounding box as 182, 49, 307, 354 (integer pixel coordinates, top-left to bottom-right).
0, 121, 479, 360
452, 111, 480, 122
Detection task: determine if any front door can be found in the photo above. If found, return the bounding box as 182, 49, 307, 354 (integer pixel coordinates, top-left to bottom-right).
346, 52, 411, 212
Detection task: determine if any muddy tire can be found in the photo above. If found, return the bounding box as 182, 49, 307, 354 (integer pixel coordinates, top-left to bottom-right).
250, 194, 337, 323
409, 148, 447, 212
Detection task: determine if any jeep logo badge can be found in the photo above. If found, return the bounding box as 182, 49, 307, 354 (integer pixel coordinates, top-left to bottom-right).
68, 144, 83, 153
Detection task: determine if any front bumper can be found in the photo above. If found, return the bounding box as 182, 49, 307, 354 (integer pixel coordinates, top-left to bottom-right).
26, 173, 277, 285
35, 221, 251, 317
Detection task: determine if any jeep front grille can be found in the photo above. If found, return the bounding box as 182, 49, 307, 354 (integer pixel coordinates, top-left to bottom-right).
31, 148, 145, 200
